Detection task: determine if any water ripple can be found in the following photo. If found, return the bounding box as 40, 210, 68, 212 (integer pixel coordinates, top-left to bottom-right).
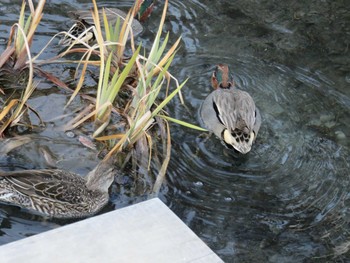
167, 54, 350, 260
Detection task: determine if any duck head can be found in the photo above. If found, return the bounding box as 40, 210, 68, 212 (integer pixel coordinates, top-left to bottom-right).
211, 64, 234, 89
135, 0, 157, 22
85, 158, 116, 193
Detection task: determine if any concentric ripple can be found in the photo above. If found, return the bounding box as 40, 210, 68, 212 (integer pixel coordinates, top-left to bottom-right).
166, 55, 350, 261
0, 0, 349, 261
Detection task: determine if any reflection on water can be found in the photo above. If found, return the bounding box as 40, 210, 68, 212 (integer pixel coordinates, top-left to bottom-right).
1, 0, 349, 261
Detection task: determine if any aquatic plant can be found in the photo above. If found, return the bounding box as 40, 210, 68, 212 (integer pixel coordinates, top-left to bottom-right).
0, 0, 204, 195
62, 0, 205, 193
0, 0, 45, 71
0, 0, 46, 136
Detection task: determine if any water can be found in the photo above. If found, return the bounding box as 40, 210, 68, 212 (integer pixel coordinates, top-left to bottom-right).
1, 0, 350, 262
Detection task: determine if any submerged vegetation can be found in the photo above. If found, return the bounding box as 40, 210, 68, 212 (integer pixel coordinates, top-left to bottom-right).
0, 0, 205, 201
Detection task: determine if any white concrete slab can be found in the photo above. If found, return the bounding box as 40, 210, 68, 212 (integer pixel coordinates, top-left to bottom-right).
0, 198, 223, 263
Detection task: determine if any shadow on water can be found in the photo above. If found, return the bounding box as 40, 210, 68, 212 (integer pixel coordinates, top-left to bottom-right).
0, 0, 349, 262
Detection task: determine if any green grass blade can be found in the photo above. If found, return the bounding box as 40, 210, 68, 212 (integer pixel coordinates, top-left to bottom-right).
112, 17, 121, 42
151, 78, 188, 118
152, 32, 169, 65
107, 45, 141, 103
158, 115, 207, 131
103, 53, 113, 91
146, 53, 175, 108
103, 9, 111, 41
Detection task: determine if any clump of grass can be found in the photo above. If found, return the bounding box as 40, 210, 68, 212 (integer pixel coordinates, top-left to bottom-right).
0, 0, 205, 196
0, 0, 72, 136
0, 0, 46, 71
0, 0, 46, 136
63, 0, 205, 193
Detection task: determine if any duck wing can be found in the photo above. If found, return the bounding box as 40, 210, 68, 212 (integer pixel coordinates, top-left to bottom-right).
72, 8, 143, 36
0, 169, 87, 204
212, 89, 260, 153
212, 89, 256, 130
72, 8, 127, 25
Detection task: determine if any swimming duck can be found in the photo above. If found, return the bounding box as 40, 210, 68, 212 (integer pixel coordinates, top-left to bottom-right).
200, 64, 261, 154
0, 159, 116, 218
60, 0, 156, 45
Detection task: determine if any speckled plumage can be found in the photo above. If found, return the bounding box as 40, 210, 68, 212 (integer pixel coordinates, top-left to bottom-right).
0, 160, 115, 218
60, 0, 156, 46
200, 64, 261, 154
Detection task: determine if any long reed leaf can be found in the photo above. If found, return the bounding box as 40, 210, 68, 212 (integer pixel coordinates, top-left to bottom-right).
151, 79, 188, 118
158, 115, 207, 131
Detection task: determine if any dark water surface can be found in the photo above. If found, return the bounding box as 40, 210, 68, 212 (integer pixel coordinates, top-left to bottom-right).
1, 0, 350, 262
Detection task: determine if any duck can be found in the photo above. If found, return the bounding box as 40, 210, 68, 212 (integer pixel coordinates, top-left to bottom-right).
200, 64, 261, 154
0, 158, 116, 218
60, 0, 156, 45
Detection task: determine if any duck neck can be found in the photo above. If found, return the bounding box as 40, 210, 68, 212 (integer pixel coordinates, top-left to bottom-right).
85, 159, 115, 193
217, 64, 234, 89
220, 65, 230, 88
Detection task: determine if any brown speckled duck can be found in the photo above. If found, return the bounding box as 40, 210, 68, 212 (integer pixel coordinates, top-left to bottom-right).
200, 64, 261, 154
0, 159, 115, 218
60, 0, 156, 45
